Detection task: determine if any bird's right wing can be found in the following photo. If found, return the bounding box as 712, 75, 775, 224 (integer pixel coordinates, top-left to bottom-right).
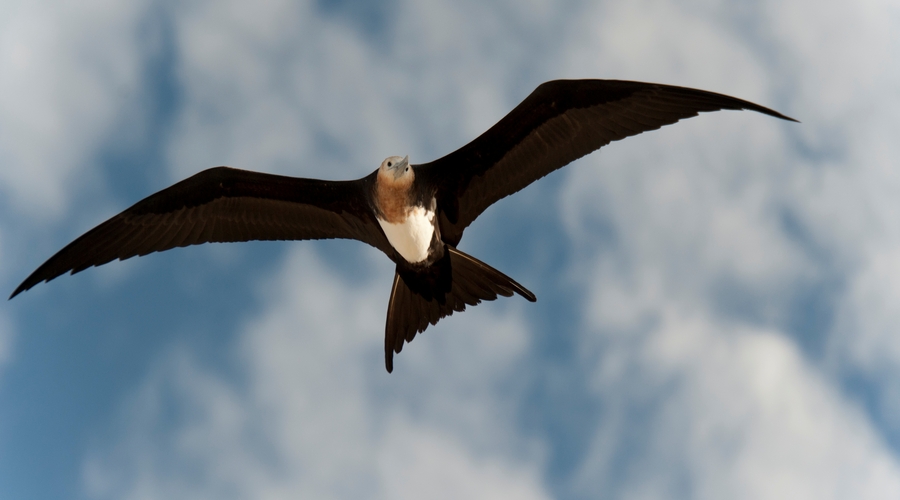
11, 166, 391, 298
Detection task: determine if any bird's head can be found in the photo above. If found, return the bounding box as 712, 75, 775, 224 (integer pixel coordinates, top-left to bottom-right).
379, 155, 411, 182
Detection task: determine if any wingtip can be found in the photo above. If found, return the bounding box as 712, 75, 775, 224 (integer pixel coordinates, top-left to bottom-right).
744, 102, 799, 123
9, 284, 27, 300
511, 280, 537, 302
385, 343, 395, 373
9, 274, 46, 300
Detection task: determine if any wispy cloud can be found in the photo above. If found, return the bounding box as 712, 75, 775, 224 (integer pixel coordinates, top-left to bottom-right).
2, 0, 899, 498
0, 0, 150, 218
556, 0, 900, 498
84, 247, 550, 500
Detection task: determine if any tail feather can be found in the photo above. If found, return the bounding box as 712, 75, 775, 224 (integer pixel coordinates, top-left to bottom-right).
384, 246, 535, 373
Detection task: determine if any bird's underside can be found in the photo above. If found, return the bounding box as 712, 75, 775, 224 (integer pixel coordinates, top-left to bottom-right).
9, 79, 796, 372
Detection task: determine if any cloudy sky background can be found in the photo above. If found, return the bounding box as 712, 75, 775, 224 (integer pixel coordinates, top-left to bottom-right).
2, 0, 900, 498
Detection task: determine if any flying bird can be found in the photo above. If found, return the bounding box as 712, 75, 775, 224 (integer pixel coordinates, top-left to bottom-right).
10, 79, 796, 372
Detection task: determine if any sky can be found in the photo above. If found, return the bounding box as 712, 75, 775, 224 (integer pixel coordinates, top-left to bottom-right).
1, 0, 900, 498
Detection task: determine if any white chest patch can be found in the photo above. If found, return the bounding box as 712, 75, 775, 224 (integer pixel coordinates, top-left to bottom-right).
377, 206, 435, 263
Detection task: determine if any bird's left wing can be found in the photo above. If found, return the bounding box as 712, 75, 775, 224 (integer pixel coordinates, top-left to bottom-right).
11, 166, 391, 298
415, 79, 796, 245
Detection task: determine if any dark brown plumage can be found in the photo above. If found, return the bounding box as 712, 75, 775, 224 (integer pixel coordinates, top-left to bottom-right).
10, 79, 796, 372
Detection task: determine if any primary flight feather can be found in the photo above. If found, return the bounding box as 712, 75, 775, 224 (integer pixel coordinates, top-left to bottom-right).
10, 79, 796, 372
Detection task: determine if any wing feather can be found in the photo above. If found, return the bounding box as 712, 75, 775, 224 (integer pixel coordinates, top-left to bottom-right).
11, 166, 389, 298
416, 79, 796, 245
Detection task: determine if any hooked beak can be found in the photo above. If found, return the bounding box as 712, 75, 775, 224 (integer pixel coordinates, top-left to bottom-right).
390, 155, 409, 180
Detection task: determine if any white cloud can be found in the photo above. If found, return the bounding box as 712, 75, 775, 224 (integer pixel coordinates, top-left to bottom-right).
562, 0, 771, 94
163, 0, 583, 185
554, 0, 900, 498
84, 246, 549, 500
75, 0, 900, 498
575, 312, 900, 500
0, 0, 149, 218
0, 0, 150, 396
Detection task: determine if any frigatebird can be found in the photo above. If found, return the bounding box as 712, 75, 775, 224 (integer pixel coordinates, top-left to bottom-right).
10, 79, 795, 372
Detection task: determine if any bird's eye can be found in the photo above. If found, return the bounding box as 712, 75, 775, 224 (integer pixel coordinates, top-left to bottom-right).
405, 167, 409, 172
387, 162, 392, 167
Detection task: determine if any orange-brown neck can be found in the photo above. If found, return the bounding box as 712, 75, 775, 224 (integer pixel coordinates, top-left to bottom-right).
376, 168, 415, 223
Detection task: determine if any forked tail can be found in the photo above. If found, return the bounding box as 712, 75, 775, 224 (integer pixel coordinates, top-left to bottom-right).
384, 246, 535, 372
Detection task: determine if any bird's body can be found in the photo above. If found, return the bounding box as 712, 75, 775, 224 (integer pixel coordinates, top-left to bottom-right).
374, 156, 440, 265
10, 79, 796, 372
377, 205, 437, 264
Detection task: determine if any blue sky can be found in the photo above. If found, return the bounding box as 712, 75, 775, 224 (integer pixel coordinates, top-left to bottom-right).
2, 0, 900, 498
